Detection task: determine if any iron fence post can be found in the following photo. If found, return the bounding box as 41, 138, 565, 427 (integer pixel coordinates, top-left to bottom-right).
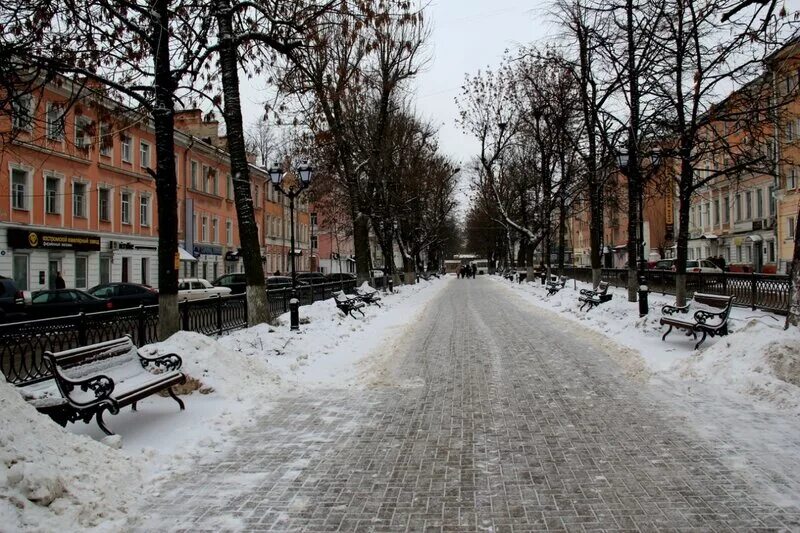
282, 289, 288, 312
751, 272, 757, 310
243, 295, 249, 325
137, 305, 146, 345
78, 312, 87, 346
181, 299, 190, 331
216, 295, 223, 336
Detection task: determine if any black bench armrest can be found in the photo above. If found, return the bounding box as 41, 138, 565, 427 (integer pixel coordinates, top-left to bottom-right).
139, 351, 183, 372
662, 303, 690, 315
579, 288, 595, 297
45, 356, 116, 407
693, 308, 726, 326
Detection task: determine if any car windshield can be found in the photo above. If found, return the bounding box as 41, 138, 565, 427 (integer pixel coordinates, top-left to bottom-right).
91, 286, 115, 298
687, 261, 698, 267
32, 292, 51, 304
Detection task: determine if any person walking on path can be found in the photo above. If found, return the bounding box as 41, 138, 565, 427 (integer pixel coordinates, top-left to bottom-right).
55, 272, 66, 289
471, 264, 477, 278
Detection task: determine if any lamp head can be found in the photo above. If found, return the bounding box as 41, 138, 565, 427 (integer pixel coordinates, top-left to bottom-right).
267, 163, 283, 185
297, 162, 313, 185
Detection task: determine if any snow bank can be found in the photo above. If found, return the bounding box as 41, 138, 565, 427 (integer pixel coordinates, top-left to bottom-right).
495, 276, 800, 410
0, 381, 142, 532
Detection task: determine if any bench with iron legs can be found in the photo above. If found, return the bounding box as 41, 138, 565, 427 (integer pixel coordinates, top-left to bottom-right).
334, 290, 366, 318
578, 281, 612, 311
18, 335, 186, 435
355, 286, 382, 307
660, 293, 734, 350
546, 276, 568, 296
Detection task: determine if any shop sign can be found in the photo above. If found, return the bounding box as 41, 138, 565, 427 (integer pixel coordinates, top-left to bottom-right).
8, 228, 101, 251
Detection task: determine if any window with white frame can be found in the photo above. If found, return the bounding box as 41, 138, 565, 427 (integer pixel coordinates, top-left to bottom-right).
191, 161, 198, 189
99, 122, 113, 156
99, 188, 110, 221
226, 220, 233, 245
121, 191, 131, 224
790, 217, 796, 239
140, 141, 151, 168
736, 245, 742, 262
756, 189, 764, 219
789, 167, 798, 190
141, 258, 149, 285
212, 218, 218, 243
13, 254, 29, 291
75, 116, 91, 148
713, 199, 720, 227
735, 194, 742, 221
13, 94, 34, 131
769, 185, 776, 216
787, 120, 795, 142
745, 191, 752, 220
11, 168, 29, 210
45, 176, 60, 214
202, 165, 209, 193
227, 175, 233, 199
210, 169, 218, 195
201, 216, 208, 241
46, 103, 65, 141
140, 195, 150, 226
121, 135, 132, 163
723, 196, 730, 223
73, 182, 87, 217
75, 256, 88, 288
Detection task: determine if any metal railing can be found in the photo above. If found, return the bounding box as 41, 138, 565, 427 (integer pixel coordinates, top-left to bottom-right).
1, 280, 358, 385
560, 266, 791, 314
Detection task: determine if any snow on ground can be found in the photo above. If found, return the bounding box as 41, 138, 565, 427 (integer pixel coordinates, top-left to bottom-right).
494, 275, 800, 504
2, 277, 449, 532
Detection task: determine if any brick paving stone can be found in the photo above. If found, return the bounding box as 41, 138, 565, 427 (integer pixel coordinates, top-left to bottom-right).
139, 279, 800, 531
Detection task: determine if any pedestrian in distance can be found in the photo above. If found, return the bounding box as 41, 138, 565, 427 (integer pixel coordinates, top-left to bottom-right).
717, 255, 726, 272
471, 263, 477, 278
55, 271, 66, 289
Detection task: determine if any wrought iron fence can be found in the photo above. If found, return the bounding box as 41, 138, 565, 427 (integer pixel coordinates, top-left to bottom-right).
560, 266, 790, 314
1, 280, 359, 385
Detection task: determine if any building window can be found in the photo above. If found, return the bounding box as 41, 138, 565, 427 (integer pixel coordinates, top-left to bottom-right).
202, 165, 209, 193
227, 175, 233, 199
311, 235, 318, 249
75, 256, 88, 289
191, 161, 198, 189
121, 192, 131, 224
45, 176, 60, 214
226, 220, 233, 245
723, 196, 730, 224
73, 182, 87, 217
212, 218, 219, 243
769, 185, 776, 216
790, 217, 796, 239
140, 141, 151, 169
141, 258, 149, 285
99, 122, 112, 156
768, 241, 775, 263
201, 216, 208, 241
100, 256, 111, 284
210, 169, 218, 195
121, 135, 132, 163
310, 212, 317, 226
11, 168, 29, 211
735, 194, 742, 222
99, 188, 110, 221
75, 116, 91, 148
12, 94, 33, 131
789, 167, 798, 190
254, 184, 260, 205
713, 199, 720, 227
787, 120, 795, 142
13, 255, 29, 291
736, 245, 742, 262
46, 103, 65, 141
745, 191, 752, 220
140, 195, 150, 226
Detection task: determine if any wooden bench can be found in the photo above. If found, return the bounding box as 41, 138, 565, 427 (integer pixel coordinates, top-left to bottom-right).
578, 281, 612, 311
334, 290, 366, 318
19, 336, 186, 435
355, 286, 382, 307
660, 293, 734, 350
546, 276, 567, 296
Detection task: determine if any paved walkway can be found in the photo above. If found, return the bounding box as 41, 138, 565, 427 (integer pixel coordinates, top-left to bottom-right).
143, 278, 800, 532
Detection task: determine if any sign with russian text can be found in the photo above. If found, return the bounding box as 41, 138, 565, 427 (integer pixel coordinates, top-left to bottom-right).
8, 228, 101, 251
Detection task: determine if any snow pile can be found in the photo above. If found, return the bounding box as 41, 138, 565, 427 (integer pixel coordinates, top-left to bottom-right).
0, 381, 142, 532
496, 276, 800, 408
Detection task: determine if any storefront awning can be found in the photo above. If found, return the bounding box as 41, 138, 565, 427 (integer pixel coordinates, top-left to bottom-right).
746, 234, 763, 242
700, 233, 718, 240
178, 247, 197, 262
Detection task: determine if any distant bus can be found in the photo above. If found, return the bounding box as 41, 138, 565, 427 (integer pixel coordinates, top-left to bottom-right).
444, 258, 489, 275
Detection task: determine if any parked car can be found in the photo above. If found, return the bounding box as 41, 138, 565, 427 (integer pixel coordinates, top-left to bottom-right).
295, 272, 327, 285
213, 273, 247, 295
684, 260, 723, 274
0, 276, 30, 323
88, 282, 158, 309
25, 289, 112, 319
325, 273, 356, 283
265, 276, 309, 290
178, 278, 232, 301
653, 259, 676, 270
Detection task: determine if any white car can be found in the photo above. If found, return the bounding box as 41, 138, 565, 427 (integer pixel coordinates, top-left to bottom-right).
684, 260, 723, 273
178, 278, 232, 301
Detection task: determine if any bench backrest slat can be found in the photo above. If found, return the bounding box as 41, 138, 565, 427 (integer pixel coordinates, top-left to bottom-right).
45, 336, 135, 372
693, 293, 734, 309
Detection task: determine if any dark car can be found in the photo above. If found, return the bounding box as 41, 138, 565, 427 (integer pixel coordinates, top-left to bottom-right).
26, 289, 112, 319
213, 273, 247, 295
0, 276, 28, 323
325, 273, 356, 283
266, 276, 309, 290
88, 282, 158, 309
295, 272, 327, 285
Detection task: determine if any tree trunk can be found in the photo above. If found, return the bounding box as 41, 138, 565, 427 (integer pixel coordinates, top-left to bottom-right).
557, 198, 566, 272
675, 167, 693, 306
353, 214, 371, 283
786, 205, 800, 328
151, 0, 179, 339
625, 0, 641, 304
214, 0, 269, 325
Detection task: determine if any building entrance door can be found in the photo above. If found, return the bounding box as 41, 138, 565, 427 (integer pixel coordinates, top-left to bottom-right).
48, 259, 62, 289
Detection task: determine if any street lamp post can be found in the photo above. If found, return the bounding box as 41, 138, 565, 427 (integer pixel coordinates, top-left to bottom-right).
268, 161, 313, 330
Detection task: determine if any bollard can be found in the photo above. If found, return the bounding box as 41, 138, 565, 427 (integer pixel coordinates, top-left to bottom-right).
289, 298, 300, 331
638, 275, 649, 317
388, 278, 394, 293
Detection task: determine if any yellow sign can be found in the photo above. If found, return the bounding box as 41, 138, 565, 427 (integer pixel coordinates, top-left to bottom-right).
174, 251, 181, 270
665, 191, 674, 225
